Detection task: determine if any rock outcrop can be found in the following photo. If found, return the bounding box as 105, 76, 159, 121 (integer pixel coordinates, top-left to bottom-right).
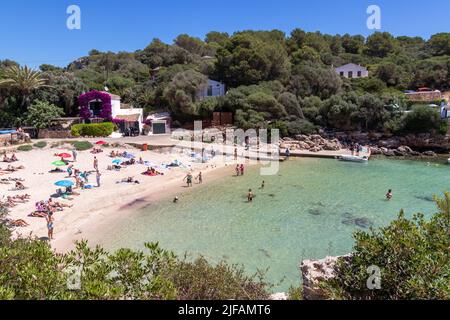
300, 254, 352, 300
281, 135, 342, 153
269, 292, 288, 300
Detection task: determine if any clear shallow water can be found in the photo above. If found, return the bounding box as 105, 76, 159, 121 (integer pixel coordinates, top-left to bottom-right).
98, 158, 450, 291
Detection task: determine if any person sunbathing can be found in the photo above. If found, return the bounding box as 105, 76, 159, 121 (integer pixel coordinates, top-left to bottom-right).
48, 198, 73, 209
8, 219, 29, 227
3, 154, 12, 163
118, 177, 140, 184
50, 167, 64, 173
4, 196, 17, 207
142, 167, 162, 176
11, 154, 18, 162
29, 211, 48, 218
15, 181, 26, 190
6, 165, 16, 172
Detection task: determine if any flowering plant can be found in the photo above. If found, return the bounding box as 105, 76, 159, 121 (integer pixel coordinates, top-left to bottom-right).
78, 90, 112, 120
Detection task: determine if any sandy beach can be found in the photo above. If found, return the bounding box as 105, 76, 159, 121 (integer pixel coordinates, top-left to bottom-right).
0, 141, 238, 252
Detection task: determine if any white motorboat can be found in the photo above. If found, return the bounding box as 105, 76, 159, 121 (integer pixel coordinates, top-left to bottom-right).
338, 155, 369, 163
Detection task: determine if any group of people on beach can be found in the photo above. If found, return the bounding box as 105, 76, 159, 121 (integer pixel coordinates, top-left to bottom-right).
2, 153, 18, 163
350, 143, 363, 156
183, 171, 202, 187
235, 164, 245, 176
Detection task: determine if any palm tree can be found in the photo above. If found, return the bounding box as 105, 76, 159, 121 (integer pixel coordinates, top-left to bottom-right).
0, 65, 48, 111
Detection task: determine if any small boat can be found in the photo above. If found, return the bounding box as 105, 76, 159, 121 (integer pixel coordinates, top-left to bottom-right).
338, 155, 369, 163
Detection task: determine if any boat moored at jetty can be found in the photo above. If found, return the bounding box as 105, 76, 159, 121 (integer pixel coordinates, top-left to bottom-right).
337, 155, 369, 163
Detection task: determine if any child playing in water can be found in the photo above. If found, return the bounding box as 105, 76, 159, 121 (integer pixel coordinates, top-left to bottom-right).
386, 189, 393, 200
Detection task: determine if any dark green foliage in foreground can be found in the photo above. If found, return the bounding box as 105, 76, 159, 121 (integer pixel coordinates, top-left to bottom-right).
0, 205, 270, 300
71, 122, 115, 137
321, 193, 450, 300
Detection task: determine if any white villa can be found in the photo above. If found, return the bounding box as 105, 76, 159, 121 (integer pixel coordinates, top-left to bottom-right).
80, 90, 144, 134
198, 79, 226, 100
335, 63, 369, 79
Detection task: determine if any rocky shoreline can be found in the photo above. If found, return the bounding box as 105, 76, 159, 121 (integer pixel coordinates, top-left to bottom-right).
280, 133, 448, 159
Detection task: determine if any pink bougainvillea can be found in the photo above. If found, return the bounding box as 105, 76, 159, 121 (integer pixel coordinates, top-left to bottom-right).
78, 90, 113, 120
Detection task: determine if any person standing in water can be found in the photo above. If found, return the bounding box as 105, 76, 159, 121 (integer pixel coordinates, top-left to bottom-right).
247, 189, 254, 202
386, 189, 393, 200
197, 172, 203, 184
184, 173, 193, 187
240, 164, 245, 176
46, 211, 54, 240
261, 181, 265, 189
235, 165, 240, 176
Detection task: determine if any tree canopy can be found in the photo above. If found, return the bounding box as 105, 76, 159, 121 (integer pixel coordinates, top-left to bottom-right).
1, 29, 449, 135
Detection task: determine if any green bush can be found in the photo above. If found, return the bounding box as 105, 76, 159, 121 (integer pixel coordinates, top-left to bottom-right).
321, 193, 450, 300
71, 141, 93, 151
17, 145, 33, 152
439, 120, 448, 135
33, 141, 47, 149
71, 122, 116, 137
400, 105, 442, 134
287, 119, 317, 135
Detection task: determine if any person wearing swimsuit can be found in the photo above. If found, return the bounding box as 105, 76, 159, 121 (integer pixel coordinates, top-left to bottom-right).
185, 173, 193, 187
247, 189, 254, 202
46, 212, 54, 240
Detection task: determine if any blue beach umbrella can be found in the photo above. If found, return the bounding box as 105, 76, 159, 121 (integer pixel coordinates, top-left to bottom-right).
55, 180, 74, 187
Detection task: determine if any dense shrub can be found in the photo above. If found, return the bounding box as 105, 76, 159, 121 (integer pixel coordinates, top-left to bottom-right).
400, 105, 443, 134
16, 145, 33, 152
0, 223, 270, 300
71, 122, 115, 137
287, 119, 317, 135
322, 193, 450, 300
71, 141, 93, 151
33, 141, 47, 149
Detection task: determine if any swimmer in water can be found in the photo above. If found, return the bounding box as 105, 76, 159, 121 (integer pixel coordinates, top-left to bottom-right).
173, 196, 179, 203
247, 189, 254, 202
386, 189, 393, 200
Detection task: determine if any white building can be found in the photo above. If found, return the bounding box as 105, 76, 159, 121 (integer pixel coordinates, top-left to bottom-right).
102, 93, 144, 134
335, 63, 369, 79
198, 79, 226, 100
146, 112, 172, 135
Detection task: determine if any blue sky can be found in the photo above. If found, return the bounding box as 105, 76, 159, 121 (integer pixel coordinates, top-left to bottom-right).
0, 0, 449, 68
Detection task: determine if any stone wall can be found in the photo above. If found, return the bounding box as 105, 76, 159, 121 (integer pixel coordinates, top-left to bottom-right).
38, 129, 72, 139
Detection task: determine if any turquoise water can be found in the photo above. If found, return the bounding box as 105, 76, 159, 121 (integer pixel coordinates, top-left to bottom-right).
98, 158, 450, 291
